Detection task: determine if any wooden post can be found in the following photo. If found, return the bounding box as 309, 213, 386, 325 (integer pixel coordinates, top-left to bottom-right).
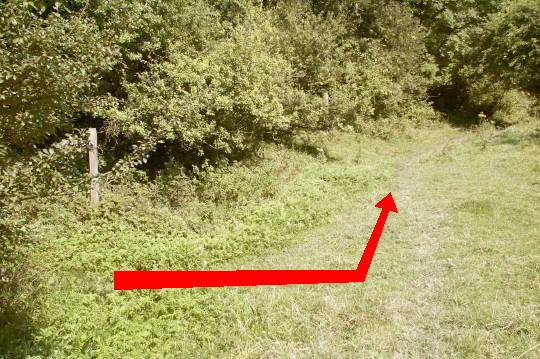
88, 128, 99, 204
323, 92, 329, 107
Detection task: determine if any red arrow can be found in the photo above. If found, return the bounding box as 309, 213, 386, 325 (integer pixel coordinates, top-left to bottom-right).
114, 193, 397, 290
357, 193, 398, 281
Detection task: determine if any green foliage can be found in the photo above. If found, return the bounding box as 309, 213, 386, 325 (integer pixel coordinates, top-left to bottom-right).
101, 11, 296, 157
0, 132, 383, 357
0, 1, 117, 147
482, 0, 540, 91
462, 0, 540, 119
2, 1, 540, 355
404, 0, 539, 117
0, 0, 225, 147
402, 0, 501, 84
95, 0, 439, 160
2, 0, 538, 159
0, 132, 88, 204
264, 1, 437, 134
491, 89, 536, 125
0, 0, 442, 224
330, 1, 437, 133
0, 131, 89, 316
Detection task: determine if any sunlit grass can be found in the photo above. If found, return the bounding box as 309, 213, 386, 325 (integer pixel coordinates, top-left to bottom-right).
1, 122, 538, 358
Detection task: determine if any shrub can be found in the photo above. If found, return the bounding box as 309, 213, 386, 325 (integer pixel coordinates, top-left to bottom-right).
482, 0, 540, 92
404, 0, 539, 117
491, 90, 535, 125
101, 10, 298, 158
329, 1, 437, 132
0, 2, 117, 147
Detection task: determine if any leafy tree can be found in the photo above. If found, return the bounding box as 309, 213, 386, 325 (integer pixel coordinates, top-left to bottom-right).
482, 0, 540, 92
99, 10, 297, 158
0, 1, 116, 147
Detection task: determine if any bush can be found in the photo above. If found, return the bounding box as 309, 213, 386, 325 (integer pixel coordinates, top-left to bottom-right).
0, 2, 117, 147
491, 89, 535, 125
482, 0, 540, 92
404, 0, 539, 117
328, 1, 437, 132
101, 9, 298, 157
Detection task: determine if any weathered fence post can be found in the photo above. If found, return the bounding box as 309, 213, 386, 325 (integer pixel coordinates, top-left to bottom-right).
323, 92, 329, 107
88, 128, 99, 204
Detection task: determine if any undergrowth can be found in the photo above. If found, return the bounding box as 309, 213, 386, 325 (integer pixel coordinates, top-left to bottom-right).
1, 130, 393, 358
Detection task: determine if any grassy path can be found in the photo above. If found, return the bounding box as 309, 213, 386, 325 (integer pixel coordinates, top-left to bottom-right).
3, 123, 538, 358
199, 124, 539, 358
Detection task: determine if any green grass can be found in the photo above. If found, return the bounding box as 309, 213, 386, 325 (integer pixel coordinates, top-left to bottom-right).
1, 122, 539, 358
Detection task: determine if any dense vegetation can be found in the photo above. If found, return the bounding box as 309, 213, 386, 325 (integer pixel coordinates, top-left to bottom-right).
1, 0, 538, 198
0, 0, 539, 357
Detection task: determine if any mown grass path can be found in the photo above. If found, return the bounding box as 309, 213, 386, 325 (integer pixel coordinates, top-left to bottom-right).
202, 124, 539, 358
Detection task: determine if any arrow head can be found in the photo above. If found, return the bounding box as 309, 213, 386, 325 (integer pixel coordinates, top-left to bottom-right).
375, 193, 398, 213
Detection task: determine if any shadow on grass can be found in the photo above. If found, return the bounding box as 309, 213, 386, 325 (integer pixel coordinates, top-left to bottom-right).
0, 277, 41, 358
491, 127, 540, 146
443, 111, 514, 131
0, 228, 42, 358
445, 112, 480, 129
278, 133, 341, 162
0, 305, 37, 358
